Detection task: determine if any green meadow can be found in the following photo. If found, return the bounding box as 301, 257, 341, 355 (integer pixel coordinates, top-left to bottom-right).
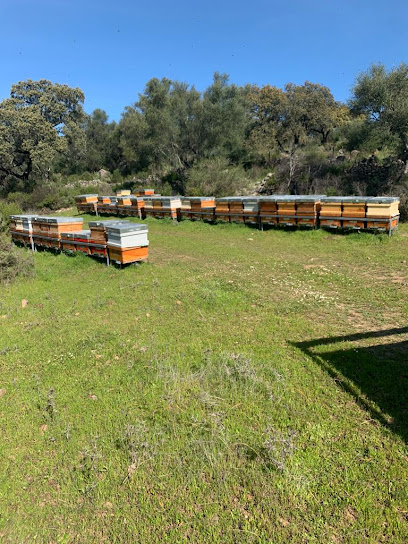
1, 214, 408, 543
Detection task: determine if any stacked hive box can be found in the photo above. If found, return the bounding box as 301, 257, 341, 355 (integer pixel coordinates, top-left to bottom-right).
276, 196, 297, 226
366, 197, 400, 231
117, 195, 132, 216
106, 223, 149, 264
295, 196, 323, 227
88, 219, 130, 257
127, 196, 145, 218
320, 197, 343, 228
259, 197, 278, 226
116, 190, 131, 196
134, 188, 155, 196
229, 198, 245, 223
215, 198, 231, 222
75, 194, 98, 214
98, 196, 118, 215
9, 215, 36, 246
341, 197, 367, 229
161, 197, 182, 219
32, 217, 84, 249
179, 197, 192, 219
60, 230, 92, 255
242, 198, 260, 224
188, 197, 216, 221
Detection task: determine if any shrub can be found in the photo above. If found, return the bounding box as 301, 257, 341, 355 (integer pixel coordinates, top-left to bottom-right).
0, 200, 23, 233
0, 234, 34, 284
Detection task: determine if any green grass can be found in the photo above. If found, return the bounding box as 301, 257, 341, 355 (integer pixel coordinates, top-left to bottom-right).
1, 213, 408, 543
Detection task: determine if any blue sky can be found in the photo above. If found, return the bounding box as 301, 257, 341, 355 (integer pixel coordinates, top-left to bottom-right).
1, 0, 407, 121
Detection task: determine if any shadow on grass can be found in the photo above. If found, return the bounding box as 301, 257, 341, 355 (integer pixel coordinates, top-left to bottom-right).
293, 326, 408, 442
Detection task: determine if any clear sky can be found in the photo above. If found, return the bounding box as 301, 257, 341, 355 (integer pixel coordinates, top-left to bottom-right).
1, 0, 407, 121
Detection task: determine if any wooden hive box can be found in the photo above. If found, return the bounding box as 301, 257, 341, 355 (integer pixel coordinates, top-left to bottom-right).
295, 196, 324, 227
366, 197, 400, 230
116, 190, 131, 196
341, 197, 366, 229
134, 188, 155, 196
215, 198, 230, 222
128, 196, 145, 217
242, 198, 260, 224
276, 197, 296, 225
229, 198, 245, 223
161, 197, 181, 219
106, 223, 149, 248
107, 245, 149, 264
89, 220, 131, 243
259, 197, 278, 225
46, 217, 84, 238
320, 197, 342, 228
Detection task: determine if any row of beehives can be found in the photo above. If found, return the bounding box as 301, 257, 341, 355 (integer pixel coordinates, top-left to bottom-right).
9, 216, 149, 265
75, 193, 401, 232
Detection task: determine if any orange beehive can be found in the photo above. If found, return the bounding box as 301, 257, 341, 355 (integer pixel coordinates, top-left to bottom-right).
134, 188, 155, 196
320, 197, 342, 228
295, 196, 323, 227
107, 245, 149, 264
341, 197, 366, 229
366, 197, 400, 230
259, 197, 278, 225
276, 197, 296, 225
229, 199, 245, 223
215, 198, 230, 222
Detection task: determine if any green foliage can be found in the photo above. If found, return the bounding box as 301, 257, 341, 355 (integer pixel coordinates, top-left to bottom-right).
350, 63, 408, 161
0, 199, 22, 233
0, 234, 34, 283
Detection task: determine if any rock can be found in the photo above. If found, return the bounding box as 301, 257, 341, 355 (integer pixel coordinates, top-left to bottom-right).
98, 168, 110, 179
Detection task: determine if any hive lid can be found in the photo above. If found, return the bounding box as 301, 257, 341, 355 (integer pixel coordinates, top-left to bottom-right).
365, 196, 400, 203
295, 195, 326, 202
75, 194, 98, 198
341, 196, 367, 203
105, 223, 148, 233
188, 196, 215, 201
10, 214, 37, 220
45, 217, 83, 223
89, 220, 132, 227
321, 197, 343, 202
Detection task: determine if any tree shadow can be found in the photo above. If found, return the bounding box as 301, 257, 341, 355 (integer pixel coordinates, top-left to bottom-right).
293, 326, 408, 442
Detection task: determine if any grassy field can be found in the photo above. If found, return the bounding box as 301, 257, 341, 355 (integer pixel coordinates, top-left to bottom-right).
1, 213, 408, 543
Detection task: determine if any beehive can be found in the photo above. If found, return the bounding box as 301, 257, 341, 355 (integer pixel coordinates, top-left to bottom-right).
89, 220, 131, 243
215, 198, 230, 222
134, 188, 155, 196
242, 197, 260, 224
117, 196, 132, 216
75, 194, 98, 214
295, 196, 324, 227
106, 223, 149, 264
229, 198, 245, 223
320, 197, 343, 228
46, 217, 84, 237
161, 197, 182, 219
127, 196, 145, 218
366, 197, 400, 230
105, 223, 149, 248
341, 197, 366, 229
116, 190, 131, 196
259, 197, 278, 225
9, 215, 36, 233
60, 230, 92, 254
188, 197, 215, 221
276, 196, 297, 226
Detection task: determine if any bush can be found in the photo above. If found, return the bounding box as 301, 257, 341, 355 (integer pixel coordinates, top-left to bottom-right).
0, 200, 23, 233
185, 158, 257, 196
0, 234, 34, 284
